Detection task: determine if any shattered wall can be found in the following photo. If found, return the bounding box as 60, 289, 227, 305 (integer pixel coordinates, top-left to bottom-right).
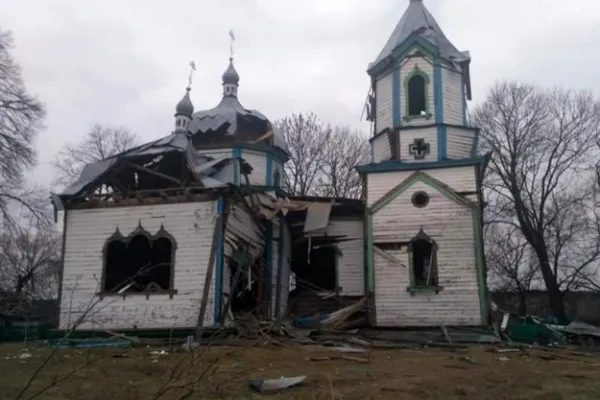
59, 201, 219, 330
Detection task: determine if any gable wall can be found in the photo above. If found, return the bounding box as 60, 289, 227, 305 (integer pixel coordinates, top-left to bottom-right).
370, 179, 481, 326
60, 201, 218, 330
367, 166, 477, 207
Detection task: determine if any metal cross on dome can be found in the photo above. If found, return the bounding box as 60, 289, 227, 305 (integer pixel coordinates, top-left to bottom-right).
408, 138, 430, 160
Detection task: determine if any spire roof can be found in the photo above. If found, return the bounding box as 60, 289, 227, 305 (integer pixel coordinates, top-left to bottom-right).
175, 87, 194, 117
369, 0, 468, 73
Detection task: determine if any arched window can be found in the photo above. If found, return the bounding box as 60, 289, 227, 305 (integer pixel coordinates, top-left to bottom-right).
101, 222, 178, 298
405, 68, 429, 117
407, 229, 439, 290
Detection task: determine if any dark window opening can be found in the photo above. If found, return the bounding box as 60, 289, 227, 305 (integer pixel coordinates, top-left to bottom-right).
102, 225, 176, 295
227, 249, 262, 316
291, 240, 338, 292
407, 75, 427, 116
410, 237, 438, 287
412, 191, 429, 208
273, 169, 281, 187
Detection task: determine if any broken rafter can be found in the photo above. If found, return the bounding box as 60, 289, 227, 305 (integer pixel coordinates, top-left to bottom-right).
127, 162, 182, 185
252, 130, 274, 144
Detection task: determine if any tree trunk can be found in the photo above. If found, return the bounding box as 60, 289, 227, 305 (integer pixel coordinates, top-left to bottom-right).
536, 250, 567, 322
518, 291, 527, 316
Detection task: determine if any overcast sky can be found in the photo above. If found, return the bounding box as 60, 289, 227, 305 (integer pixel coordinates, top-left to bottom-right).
1, 0, 599, 188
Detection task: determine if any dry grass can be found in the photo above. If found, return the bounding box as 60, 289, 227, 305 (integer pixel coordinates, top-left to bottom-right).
1, 342, 599, 399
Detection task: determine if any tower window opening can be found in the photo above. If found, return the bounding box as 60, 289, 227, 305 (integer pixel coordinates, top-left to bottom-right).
407, 75, 427, 116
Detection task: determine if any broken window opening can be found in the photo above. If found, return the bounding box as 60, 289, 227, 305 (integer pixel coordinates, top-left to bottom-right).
408, 230, 438, 288
227, 249, 262, 316
102, 224, 176, 296
291, 239, 338, 292
407, 74, 427, 117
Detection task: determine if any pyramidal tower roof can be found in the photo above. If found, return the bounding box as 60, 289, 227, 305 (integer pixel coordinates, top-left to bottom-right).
369, 0, 469, 73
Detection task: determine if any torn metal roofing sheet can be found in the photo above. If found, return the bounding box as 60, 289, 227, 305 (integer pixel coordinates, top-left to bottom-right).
58, 132, 239, 197
369, 0, 468, 72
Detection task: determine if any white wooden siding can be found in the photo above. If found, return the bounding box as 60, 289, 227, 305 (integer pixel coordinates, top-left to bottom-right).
372, 134, 391, 163
198, 149, 233, 159
446, 127, 475, 160
442, 67, 464, 125
60, 201, 218, 330
304, 218, 364, 296
399, 127, 437, 163
371, 180, 481, 326
400, 56, 435, 127
242, 151, 268, 186
375, 73, 393, 132
367, 166, 477, 207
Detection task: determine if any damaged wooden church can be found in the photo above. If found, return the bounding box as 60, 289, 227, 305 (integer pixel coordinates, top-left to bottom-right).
52, 0, 489, 333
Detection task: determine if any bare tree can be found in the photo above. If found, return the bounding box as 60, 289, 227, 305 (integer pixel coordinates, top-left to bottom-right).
0, 29, 48, 230
0, 223, 61, 299
315, 126, 370, 199
485, 222, 540, 315
52, 123, 140, 187
474, 82, 600, 321
274, 112, 331, 196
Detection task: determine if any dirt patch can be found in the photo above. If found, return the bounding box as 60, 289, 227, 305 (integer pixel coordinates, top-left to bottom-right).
0, 343, 599, 399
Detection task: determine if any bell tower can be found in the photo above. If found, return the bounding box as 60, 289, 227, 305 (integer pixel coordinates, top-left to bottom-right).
365, 0, 477, 163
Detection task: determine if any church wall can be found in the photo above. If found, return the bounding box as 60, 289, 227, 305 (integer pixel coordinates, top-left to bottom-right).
241, 150, 268, 186
446, 127, 476, 159
59, 201, 219, 331
371, 134, 392, 163
371, 179, 482, 326
442, 67, 465, 126
278, 219, 292, 316
398, 127, 437, 163
367, 166, 477, 207
399, 56, 435, 127
375, 73, 394, 132
304, 218, 364, 296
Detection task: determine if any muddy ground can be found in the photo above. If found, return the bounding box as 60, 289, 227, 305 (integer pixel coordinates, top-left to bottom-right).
1, 342, 599, 399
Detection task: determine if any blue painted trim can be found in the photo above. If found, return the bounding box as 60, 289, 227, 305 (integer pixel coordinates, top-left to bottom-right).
265, 221, 274, 317
213, 197, 225, 324
461, 75, 468, 126
434, 61, 443, 124
437, 125, 447, 161
356, 154, 490, 174
275, 216, 284, 318
392, 68, 400, 128
265, 155, 273, 186
232, 147, 242, 185
368, 34, 439, 77
369, 123, 479, 143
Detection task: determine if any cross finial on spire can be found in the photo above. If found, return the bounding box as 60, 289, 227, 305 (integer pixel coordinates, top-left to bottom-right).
187, 61, 196, 89
229, 30, 236, 60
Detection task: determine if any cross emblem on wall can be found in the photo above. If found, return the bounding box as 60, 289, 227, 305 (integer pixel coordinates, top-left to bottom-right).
408, 138, 430, 160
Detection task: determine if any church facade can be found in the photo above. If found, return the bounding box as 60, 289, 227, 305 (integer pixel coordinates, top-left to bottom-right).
357, 0, 489, 327
52, 0, 489, 333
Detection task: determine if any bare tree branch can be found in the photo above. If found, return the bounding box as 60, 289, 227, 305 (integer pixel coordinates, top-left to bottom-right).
315, 126, 370, 199
0, 29, 48, 231
474, 81, 600, 321
52, 124, 140, 187
274, 112, 331, 196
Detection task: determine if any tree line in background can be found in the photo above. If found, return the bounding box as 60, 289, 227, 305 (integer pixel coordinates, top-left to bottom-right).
2, 27, 600, 321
